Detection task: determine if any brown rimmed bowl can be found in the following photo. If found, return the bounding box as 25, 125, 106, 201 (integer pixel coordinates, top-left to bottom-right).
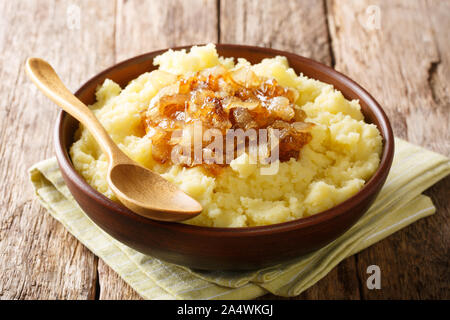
55, 44, 394, 270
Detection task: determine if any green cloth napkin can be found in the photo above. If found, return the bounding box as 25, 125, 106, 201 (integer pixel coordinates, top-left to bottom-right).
29, 138, 450, 299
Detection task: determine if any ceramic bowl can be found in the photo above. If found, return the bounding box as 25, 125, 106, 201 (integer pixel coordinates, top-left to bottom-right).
55, 44, 394, 270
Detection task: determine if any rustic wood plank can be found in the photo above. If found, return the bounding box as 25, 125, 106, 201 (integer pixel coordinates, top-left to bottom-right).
220, 0, 332, 65
0, 0, 117, 299
96, 0, 219, 299
327, 0, 449, 299
426, 0, 450, 134
221, 0, 366, 300
114, 0, 219, 62
1, 0, 448, 300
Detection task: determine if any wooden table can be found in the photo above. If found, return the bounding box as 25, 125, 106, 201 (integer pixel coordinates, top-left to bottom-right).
0, 0, 448, 299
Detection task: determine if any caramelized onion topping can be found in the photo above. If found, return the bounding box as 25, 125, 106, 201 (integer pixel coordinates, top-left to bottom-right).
143, 65, 313, 174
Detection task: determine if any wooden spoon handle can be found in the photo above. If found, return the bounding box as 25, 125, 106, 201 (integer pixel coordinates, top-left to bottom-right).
25, 58, 126, 164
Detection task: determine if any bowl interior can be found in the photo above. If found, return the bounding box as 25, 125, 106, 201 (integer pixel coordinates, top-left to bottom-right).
57, 44, 394, 233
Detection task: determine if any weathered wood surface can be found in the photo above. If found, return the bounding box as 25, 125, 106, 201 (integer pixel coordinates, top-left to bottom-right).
220, 0, 332, 65
326, 0, 449, 299
0, 0, 448, 299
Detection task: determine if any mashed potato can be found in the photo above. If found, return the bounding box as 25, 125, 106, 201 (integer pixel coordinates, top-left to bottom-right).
70, 44, 382, 227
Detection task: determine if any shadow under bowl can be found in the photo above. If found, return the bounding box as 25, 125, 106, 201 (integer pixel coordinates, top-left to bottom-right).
55, 44, 394, 270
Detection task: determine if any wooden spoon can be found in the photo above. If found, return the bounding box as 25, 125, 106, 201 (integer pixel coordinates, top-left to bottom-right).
26, 58, 202, 221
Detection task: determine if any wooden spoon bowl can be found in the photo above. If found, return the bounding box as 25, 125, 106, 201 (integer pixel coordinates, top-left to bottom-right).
27, 58, 201, 222
54, 44, 394, 270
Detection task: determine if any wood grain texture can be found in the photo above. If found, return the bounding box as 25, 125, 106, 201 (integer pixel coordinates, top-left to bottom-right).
220, 0, 332, 65
96, 0, 219, 299
0, 0, 117, 299
97, 263, 142, 300
327, 0, 450, 299
0, 0, 448, 299
114, 0, 218, 62
221, 0, 366, 300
